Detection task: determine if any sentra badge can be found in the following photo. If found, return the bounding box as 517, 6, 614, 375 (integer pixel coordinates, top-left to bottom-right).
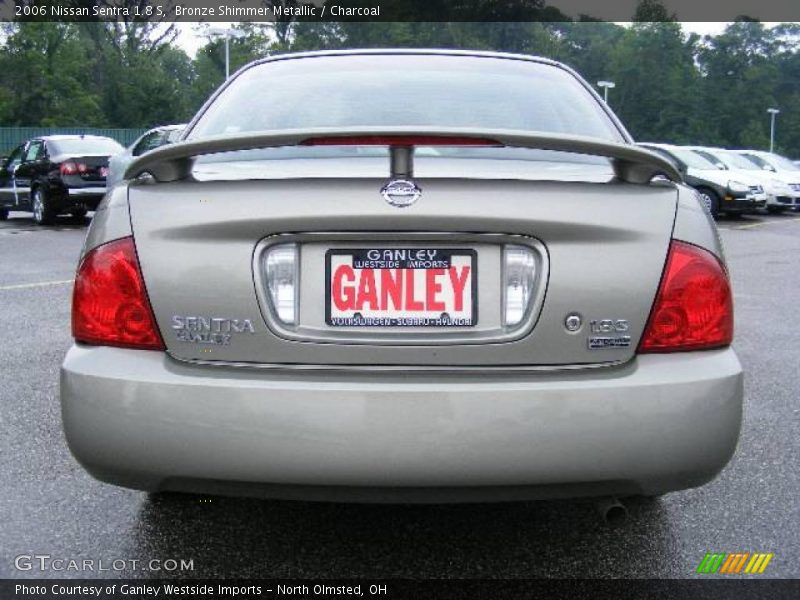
172, 316, 255, 346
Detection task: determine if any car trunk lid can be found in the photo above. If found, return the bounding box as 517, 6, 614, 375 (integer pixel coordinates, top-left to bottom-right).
128, 170, 677, 368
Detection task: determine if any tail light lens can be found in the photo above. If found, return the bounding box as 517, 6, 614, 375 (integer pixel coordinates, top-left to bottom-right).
263, 243, 298, 326
60, 162, 78, 175
72, 237, 164, 350
503, 245, 538, 328
638, 240, 733, 353
60, 161, 88, 175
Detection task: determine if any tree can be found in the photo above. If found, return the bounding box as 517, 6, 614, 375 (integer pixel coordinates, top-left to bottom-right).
553, 20, 625, 85
607, 21, 702, 143
633, 0, 674, 22
696, 21, 781, 148
1, 17, 798, 156
190, 24, 272, 110
0, 22, 102, 126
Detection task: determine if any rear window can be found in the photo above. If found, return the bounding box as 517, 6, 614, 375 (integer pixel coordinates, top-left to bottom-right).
716, 151, 761, 170
49, 138, 124, 156
665, 147, 722, 170
188, 54, 621, 165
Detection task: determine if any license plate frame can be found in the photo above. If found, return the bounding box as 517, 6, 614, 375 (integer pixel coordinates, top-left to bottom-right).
325, 248, 478, 328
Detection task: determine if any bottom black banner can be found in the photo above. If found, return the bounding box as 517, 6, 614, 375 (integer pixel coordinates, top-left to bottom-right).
2, 579, 799, 600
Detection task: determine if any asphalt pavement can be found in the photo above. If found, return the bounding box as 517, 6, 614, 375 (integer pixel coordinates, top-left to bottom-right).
1, 210, 798, 579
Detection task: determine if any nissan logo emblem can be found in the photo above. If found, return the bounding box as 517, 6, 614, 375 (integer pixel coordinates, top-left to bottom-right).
381, 179, 421, 208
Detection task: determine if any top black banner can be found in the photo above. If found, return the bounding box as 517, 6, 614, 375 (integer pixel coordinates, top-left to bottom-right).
1, 0, 799, 23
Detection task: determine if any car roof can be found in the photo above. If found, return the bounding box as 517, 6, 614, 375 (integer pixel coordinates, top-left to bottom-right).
144, 124, 186, 134
251, 48, 567, 69
638, 142, 678, 150
687, 146, 726, 153
37, 135, 117, 142
732, 149, 767, 155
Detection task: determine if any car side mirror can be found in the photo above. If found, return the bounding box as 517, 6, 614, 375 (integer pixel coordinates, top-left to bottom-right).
762, 165, 775, 172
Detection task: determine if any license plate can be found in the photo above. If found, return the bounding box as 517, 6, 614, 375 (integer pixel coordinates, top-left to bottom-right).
326, 248, 477, 328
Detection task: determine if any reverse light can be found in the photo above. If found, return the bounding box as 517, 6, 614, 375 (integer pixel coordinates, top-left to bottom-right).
72, 237, 164, 350
503, 245, 537, 328
638, 240, 733, 353
263, 243, 298, 326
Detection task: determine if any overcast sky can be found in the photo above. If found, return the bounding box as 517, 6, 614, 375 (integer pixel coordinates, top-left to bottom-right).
173, 22, 740, 58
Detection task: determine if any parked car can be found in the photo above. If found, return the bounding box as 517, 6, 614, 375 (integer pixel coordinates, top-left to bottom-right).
639, 143, 766, 217
688, 146, 794, 214
62, 50, 742, 506
106, 124, 186, 189
732, 149, 800, 211
0, 135, 123, 224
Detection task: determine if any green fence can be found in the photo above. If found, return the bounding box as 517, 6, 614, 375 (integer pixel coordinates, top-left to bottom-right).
0, 127, 148, 153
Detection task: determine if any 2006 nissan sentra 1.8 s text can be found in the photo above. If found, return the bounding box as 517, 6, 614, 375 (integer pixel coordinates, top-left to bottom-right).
60, 50, 743, 504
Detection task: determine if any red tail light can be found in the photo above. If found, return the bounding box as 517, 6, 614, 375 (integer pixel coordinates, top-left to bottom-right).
60, 161, 89, 175
60, 162, 78, 175
72, 237, 164, 351
638, 240, 733, 353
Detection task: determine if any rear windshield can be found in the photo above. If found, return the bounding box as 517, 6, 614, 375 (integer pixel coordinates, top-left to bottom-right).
49, 138, 124, 156
188, 54, 621, 164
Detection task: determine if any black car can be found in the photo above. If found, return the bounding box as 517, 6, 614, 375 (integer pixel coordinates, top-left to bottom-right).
0, 135, 123, 225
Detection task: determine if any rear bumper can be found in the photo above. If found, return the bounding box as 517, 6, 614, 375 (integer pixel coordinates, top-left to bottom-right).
66, 187, 106, 209
48, 185, 106, 212
61, 346, 743, 502
68, 186, 106, 197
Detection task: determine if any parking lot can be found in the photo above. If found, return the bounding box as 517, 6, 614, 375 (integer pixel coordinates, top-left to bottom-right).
1, 210, 798, 579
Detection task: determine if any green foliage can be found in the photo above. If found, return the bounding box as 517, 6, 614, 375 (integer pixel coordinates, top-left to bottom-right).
191, 24, 272, 110
606, 22, 703, 143
633, 0, 675, 22
0, 23, 102, 126
0, 15, 798, 157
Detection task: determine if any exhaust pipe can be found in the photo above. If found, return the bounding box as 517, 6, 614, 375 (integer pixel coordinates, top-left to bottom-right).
596, 496, 628, 527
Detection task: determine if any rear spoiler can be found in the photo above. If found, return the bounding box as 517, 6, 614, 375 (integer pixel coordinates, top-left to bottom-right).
124, 126, 682, 185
